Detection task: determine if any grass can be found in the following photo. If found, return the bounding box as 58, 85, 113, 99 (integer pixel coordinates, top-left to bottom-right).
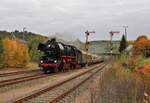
113, 54, 130, 70
138, 58, 150, 67
25, 62, 39, 70
112, 60, 131, 81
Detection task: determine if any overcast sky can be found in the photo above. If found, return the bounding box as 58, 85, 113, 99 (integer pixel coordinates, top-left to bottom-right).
0, 0, 150, 41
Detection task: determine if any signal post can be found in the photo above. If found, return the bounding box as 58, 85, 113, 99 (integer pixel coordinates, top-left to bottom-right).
85, 30, 95, 67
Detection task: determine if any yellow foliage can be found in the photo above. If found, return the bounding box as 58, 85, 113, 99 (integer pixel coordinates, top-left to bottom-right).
133, 35, 150, 56
2, 38, 30, 67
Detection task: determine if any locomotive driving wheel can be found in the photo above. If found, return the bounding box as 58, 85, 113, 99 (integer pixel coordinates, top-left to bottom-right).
59, 59, 64, 72
53, 67, 58, 73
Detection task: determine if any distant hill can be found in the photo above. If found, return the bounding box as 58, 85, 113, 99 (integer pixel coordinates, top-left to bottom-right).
0, 30, 48, 43
88, 40, 120, 54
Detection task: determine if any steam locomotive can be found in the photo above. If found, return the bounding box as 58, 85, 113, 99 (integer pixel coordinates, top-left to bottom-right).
38, 38, 103, 73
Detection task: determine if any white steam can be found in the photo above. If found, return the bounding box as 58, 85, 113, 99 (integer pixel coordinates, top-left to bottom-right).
48, 32, 78, 41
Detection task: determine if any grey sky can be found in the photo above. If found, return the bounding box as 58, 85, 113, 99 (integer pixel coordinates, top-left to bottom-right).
0, 0, 150, 41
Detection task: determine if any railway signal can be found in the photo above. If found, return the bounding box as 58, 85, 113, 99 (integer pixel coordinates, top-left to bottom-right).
109, 31, 120, 53
85, 30, 95, 66
85, 30, 95, 51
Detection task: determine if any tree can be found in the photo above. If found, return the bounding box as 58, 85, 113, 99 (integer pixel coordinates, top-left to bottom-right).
135, 35, 148, 42
133, 35, 150, 57
134, 35, 149, 48
28, 39, 42, 62
119, 35, 127, 53
2, 38, 30, 67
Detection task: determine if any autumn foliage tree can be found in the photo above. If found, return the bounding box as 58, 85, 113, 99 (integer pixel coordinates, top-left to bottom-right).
0, 30, 48, 68
2, 38, 30, 67
133, 35, 150, 57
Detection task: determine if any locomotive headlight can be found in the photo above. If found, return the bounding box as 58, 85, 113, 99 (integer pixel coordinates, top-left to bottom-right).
48, 45, 51, 47
40, 60, 43, 63
54, 60, 57, 63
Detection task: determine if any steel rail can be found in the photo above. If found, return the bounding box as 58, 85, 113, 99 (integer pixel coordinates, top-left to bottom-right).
0, 73, 42, 83
0, 73, 49, 88
0, 70, 40, 77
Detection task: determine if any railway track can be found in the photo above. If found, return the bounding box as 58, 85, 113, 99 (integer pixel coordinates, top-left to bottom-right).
0, 69, 40, 77
0, 73, 49, 88
12, 63, 106, 103
0, 64, 100, 89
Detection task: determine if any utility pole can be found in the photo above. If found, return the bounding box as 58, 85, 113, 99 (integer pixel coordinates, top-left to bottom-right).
23, 27, 27, 41
109, 31, 120, 54
123, 26, 128, 40
85, 30, 95, 67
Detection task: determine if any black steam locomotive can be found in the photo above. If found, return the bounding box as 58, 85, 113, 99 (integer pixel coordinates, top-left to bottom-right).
38, 38, 103, 73
38, 38, 83, 73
